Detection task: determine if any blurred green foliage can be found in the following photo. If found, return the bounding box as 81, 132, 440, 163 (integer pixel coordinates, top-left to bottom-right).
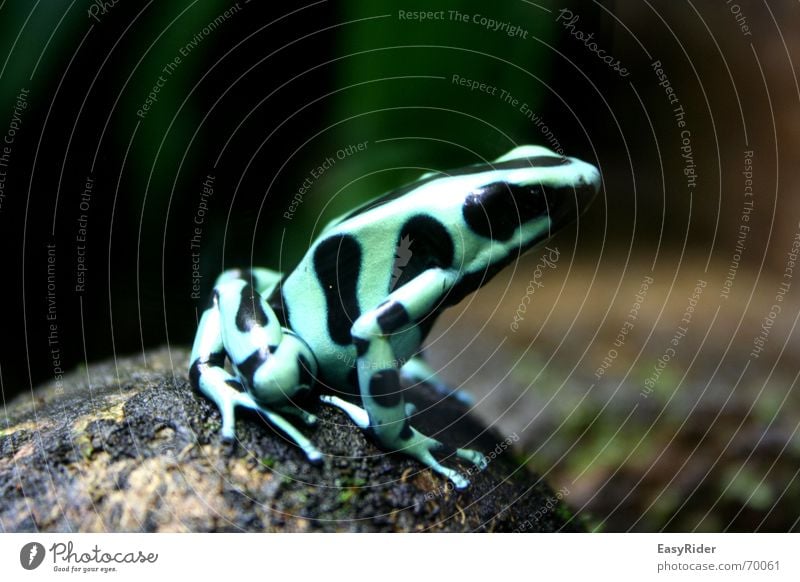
288, 0, 558, 260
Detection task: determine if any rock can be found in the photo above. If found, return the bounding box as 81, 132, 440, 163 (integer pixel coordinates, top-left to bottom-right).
0, 347, 581, 532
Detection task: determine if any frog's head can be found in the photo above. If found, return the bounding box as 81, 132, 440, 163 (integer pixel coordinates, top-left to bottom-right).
460, 145, 600, 246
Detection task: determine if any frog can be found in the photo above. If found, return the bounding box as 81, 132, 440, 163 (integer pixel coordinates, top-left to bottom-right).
189, 144, 600, 489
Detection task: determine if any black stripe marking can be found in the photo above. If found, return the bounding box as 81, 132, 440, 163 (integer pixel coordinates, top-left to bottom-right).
267, 281, 290, 328
369, 369, 402, 408
313, 234, 362, 345
462, 181, 549, 241
236, 349, 269, 389
390, 214, 454, 291
339, 156, 570, 222
224, 379, 244, 392
376, 301, 410, 334
235, 284, 270, 332
189, 358, 202, 389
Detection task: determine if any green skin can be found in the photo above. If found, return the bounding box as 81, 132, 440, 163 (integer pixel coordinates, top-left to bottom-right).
189, 145, 600, 489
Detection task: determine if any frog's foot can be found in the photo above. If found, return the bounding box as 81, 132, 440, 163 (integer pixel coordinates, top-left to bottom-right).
233, 388, 322, 463
349, 267, 488, 489
400, 427, 487, 489
192, 364, 322, 463
254, 402, 323, 464
190, 268, 323, 464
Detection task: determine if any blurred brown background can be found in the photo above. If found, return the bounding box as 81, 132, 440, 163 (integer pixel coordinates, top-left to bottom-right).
426, 1, 800, 531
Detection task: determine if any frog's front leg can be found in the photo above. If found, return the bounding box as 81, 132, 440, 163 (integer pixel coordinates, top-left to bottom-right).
190, 269, 322, 462
350, 268, 487, 489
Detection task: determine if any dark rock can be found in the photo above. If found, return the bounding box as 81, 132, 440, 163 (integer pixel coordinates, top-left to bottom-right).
0, 347, 581, 532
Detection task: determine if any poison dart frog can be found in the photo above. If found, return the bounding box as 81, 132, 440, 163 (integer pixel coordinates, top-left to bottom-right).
189, 145, 600, 488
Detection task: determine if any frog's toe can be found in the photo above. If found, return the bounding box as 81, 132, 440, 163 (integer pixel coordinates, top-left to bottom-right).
457, 447, 488, 470
443, 468, 470, 490
305, 448, 324, 465
280, 407, 318, 426
218, 405, 238, 441
401, 430, 474, 489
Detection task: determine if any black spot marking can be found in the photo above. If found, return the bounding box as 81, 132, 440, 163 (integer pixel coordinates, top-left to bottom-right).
224, 379, 244, 392
369, 369, 402, 408
313, 234, 362, 345
399, 419, 414, 440
339, 156, 570, 222
376, 301, 410, 334
236, 349, 269, 389
297, 354, 314, 387
390, 214, 455, 291
463, 176, 595, 241
353, 337, 369, 357
338, 181, 436, 222
511, 156, 570, 168
462, 182, 549, 241
474, 156, 570, 170
235, 284, 270, 332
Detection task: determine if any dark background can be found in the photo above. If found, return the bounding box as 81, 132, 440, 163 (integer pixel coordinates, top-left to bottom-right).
0, 0, 602, 393
1, 1, 798, 532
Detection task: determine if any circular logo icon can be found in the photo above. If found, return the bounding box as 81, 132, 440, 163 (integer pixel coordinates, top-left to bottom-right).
20, 542, 46, 570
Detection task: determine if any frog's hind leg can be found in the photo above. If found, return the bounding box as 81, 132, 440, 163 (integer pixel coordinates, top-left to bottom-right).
350, 268, 487, 489
400, 355, 474, 405
189, 268, 322, 463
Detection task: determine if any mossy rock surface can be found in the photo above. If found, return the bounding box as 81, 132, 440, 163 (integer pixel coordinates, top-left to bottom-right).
0, 347, 580, 532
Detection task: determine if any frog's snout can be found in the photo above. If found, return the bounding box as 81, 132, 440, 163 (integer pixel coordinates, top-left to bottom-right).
547, 161, 601, 231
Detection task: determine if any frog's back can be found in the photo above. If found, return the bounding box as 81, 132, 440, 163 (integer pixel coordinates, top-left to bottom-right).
278, 146, 600, 388
280, 193, 459, 389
